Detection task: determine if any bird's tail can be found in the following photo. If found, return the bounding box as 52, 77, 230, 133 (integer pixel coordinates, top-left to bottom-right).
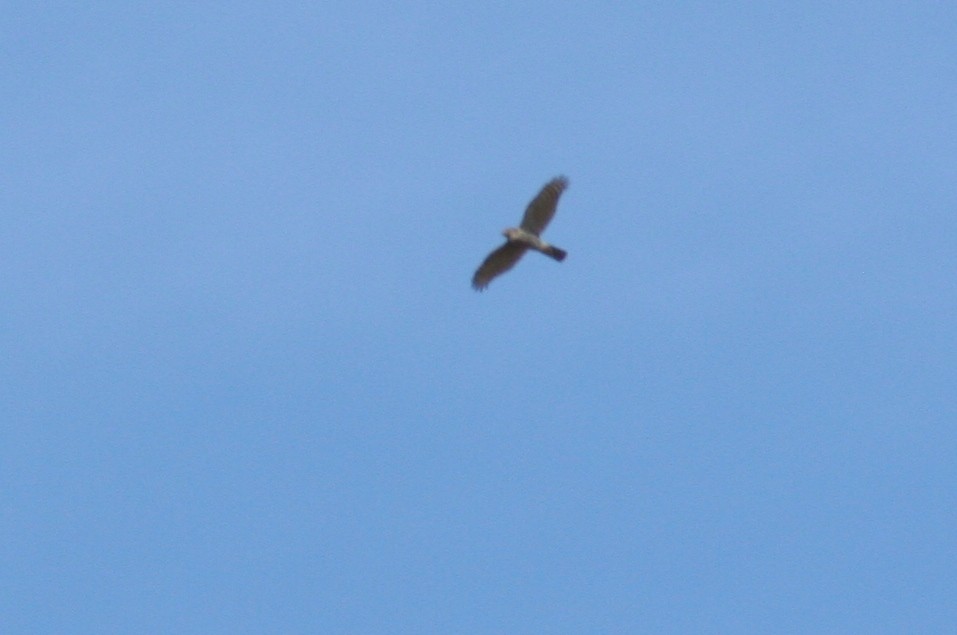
545, 246, 567, 262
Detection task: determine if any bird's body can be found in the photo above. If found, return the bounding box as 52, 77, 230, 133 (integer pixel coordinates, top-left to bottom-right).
502, 227, 567, 261
472, 177, 569, 291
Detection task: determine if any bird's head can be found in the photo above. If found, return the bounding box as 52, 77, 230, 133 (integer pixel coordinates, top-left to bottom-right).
502, 227, 520, 241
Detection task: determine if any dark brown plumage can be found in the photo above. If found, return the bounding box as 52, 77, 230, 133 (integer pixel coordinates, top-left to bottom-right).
472, 177, 569, 291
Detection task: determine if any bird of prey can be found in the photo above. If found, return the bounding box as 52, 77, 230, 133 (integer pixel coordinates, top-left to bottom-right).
472, 176, 569, 291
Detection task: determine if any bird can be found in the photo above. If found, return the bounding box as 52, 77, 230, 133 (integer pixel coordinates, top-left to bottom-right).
472, 176, 569, 291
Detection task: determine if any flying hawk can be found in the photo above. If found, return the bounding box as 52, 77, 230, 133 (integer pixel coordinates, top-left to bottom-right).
472, 176, 569, 291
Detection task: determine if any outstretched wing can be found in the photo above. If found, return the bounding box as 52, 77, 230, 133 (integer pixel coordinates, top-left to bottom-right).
472, 242, 527, 290
519, 176, 568, 235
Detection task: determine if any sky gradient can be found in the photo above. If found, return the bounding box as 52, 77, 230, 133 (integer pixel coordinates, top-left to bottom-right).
3, 3, 956, 633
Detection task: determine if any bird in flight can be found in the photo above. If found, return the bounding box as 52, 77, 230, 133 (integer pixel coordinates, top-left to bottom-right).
472, 176, 569, 291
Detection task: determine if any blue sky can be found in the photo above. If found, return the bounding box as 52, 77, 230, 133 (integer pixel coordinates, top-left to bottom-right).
3, 3, 956, 632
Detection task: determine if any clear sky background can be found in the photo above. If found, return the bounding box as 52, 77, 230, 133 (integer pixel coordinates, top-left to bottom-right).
3, 3, 956, 633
